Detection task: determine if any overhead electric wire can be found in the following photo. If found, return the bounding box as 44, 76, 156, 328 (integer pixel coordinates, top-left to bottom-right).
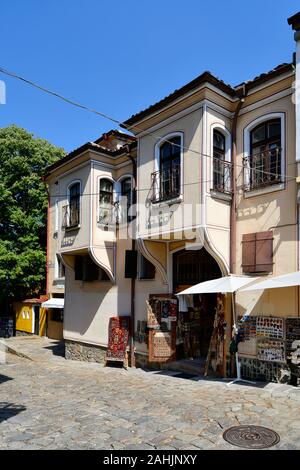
0, 65, 297, 183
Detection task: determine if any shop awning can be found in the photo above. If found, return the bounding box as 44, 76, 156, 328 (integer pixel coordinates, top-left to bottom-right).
240, 271, 300, 292
176, 275, 258, 295
41, 298, 64, 309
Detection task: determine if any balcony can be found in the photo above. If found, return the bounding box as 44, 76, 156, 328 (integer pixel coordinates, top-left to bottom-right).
212, 159, 233, 194
243, 146, 282, 192
62, 202, 80, 229
150, 167, 181, 203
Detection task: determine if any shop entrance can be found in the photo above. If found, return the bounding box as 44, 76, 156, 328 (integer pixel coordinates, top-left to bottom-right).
173, 249, 222, 367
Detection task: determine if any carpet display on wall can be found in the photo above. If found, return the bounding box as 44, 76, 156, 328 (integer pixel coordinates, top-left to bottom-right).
106, 316, 130, 361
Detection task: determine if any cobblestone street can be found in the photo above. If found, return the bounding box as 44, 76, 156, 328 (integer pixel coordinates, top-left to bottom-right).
1, 337, 300, 450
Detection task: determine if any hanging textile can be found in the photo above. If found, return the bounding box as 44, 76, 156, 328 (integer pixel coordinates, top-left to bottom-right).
106, 316, 130, 361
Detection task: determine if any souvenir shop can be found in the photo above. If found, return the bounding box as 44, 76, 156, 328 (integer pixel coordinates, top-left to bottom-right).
145, 249, 228, 376
236, 315, 300, 385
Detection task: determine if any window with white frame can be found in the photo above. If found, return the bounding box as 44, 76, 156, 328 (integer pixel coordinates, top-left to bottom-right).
118, 177, 133, 223
243, 114, 284, 192
99, 178, 114, 225
62, 181, 81, 229
212, 130, 232, 194
152, 134, 183, 203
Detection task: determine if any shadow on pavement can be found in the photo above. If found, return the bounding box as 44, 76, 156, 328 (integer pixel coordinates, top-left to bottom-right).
0, 374, 13, 385
0, 402, 26, 423
44, 341, 65, 357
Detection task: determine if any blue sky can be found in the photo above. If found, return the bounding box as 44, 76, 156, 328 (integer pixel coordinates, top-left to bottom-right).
0, 0, 299, 152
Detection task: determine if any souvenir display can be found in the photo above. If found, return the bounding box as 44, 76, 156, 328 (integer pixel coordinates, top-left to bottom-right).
237, 316, 257, 358
285, 318, 300, 357
256, 317, 284, 340
146, 299, 161, 328
106, 316, 130, 362
257, 339, 285, 363
148, 327, 176, 363
238, 316, 256, 342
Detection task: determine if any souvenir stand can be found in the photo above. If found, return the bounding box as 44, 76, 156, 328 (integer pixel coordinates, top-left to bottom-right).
240, 271, 300, 385
147, 294, 177, 363
105, 316, 131, 368
177, 275, 258, 383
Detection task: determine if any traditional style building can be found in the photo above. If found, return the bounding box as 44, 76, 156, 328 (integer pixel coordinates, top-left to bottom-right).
44, 11, 300, 382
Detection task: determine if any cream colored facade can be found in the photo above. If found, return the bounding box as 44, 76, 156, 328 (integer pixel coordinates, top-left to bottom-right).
44, 13, 300, 376
45, 131, 166, 360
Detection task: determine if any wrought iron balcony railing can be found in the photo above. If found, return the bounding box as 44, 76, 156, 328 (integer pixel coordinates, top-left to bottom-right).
62, 202, 80, 229
212, 159, 233, 194
243, 146, 282, 191
150, 167, 181, 203
98, 203, 119, 226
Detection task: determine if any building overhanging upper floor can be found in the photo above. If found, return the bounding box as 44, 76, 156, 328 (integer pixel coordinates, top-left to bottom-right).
44, 130, 137, 286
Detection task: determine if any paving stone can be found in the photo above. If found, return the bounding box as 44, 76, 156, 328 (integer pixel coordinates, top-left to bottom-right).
1, 337, 300, 450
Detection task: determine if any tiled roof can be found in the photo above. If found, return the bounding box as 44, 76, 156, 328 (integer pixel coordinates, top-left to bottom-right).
122, 63, 294, 128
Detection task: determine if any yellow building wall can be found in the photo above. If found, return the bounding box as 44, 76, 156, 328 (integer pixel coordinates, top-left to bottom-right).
14, 303, 48, 336
15, 303, 34, 333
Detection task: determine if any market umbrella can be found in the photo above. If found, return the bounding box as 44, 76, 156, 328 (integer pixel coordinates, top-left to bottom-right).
177, 275, 259, 385
240, 270, 300, 291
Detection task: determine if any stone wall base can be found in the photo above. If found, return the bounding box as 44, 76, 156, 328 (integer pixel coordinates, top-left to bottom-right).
15, 331, 34, 337
65, 339, 107, 364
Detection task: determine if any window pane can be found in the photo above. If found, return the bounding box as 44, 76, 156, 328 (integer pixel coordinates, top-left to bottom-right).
268, 120, 281, 139
100, 193, 112, 205
121, 178, 131, 195
100, 179, 113, 193
251, 124, 266, 144
213, 131, 225, 151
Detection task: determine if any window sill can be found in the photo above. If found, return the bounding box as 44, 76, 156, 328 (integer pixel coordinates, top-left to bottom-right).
151, 194, 183, 207
244, 183, 284, 198
53, 278, 65, 287
210, 189, 232, 202
63, 224, 81, 232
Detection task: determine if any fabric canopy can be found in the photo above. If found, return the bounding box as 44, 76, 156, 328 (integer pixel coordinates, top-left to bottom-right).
176, 275, 258, 295
41, 298, 64, 309
240, 271, 300, 292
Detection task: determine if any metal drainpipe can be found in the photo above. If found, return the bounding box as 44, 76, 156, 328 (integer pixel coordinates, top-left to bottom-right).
125, 145, 137, 367
230, 86, 246, 274
42, 178, 50, 297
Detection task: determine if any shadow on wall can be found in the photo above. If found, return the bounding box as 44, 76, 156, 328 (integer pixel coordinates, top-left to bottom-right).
64, 280, 114, 336
236, 285, 298, 318
0, 402, 26, 423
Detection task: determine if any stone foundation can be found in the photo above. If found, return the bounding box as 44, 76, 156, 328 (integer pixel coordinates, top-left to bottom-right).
16, 331, 34, 337
65, 339, 107, 364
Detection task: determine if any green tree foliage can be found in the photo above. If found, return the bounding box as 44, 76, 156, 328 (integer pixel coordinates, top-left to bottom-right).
0, 125, 64, 307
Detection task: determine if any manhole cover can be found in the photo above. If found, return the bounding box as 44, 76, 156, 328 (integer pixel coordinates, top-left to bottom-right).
223, 425, 280, 449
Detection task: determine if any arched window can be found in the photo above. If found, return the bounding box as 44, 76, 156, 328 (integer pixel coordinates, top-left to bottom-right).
63, 181, 80, 228
159, 136, 181, 200
212, 130, 229, 193
152, 135, 182, 202
99, 178, 114, 225
248, 119, 281, 190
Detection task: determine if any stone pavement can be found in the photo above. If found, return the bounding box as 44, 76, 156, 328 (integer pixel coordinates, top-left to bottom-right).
1, 336, 300, 450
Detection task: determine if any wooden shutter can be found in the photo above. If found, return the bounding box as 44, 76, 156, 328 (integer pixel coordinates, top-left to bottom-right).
242, 231, 273, 274
242, 233, 256, 273
255, 231, 273, 273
